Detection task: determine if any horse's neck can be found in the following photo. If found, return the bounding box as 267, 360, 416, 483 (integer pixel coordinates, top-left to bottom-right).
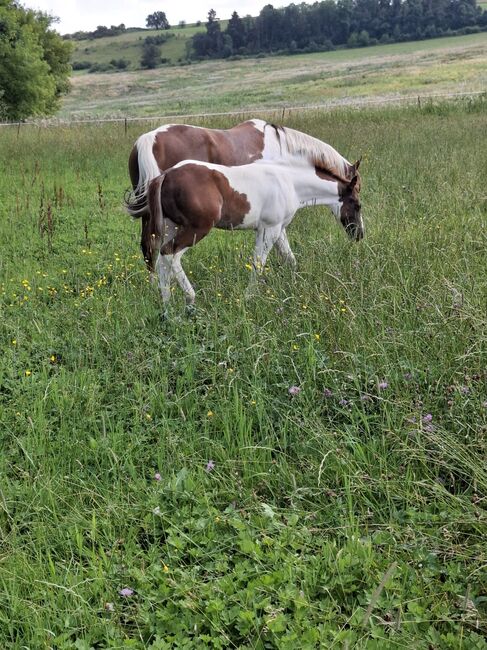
290, 164, 340, 207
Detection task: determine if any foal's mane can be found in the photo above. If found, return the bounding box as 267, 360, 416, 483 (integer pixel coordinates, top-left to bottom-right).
277, 126, 352, 181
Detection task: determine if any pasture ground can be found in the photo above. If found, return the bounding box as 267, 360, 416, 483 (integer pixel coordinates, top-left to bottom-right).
0, 99, 486, 648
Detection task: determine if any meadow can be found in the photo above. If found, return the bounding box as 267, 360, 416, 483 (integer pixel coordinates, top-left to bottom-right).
63, 32, 487, 120
0, 98, 487, 648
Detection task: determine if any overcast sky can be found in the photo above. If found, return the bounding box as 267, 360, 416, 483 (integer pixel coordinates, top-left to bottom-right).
23, 1, 289, 34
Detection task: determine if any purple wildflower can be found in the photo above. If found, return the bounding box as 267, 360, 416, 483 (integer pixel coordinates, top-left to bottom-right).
288, 386, 301, 396
119, 588, 134, 597
404, 372, 413, 381
422, 413, 433, 423
339, 398, 349, 407
206, 460, 215, 472
154, 472, 161, 481
360, 394, 372, 402
378, 381, 389, 390
459, 386, 470, 395
323, 388, 333, 398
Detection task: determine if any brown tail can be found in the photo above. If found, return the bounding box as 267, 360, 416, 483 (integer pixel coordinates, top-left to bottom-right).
143, 173, 166, 273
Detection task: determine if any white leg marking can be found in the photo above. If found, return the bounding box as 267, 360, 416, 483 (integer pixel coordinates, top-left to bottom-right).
253, 225, 282, 273
156, 254, 173, 304
245, 225, 282, 299
172, 248, 195, 304
275, 229, 297, 267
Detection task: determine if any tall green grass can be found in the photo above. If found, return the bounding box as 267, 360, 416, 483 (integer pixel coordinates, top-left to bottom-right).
0, 99, 486, 648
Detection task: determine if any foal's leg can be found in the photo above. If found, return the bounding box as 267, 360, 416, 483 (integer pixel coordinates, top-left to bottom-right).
156, 253, 174, 304
160, 224, 214, 305
246, 225, 282, 298
153, 219, 179, 303
274, 229, 297, 267
253, 225, 283, 273
172, 248, 195, 305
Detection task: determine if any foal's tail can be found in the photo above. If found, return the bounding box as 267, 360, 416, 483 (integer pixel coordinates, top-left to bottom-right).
125, 131, 162, 219
143, 173, 167, 273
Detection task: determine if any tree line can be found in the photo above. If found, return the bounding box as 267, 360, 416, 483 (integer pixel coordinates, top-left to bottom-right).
190, 0, 486, 59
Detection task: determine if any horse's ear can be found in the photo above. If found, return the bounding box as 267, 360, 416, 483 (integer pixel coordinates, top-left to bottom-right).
349, 175, 358, 190
353, 157, 362, 171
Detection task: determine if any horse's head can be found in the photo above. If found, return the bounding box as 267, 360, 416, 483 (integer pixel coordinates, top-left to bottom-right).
332, 160, 364, 241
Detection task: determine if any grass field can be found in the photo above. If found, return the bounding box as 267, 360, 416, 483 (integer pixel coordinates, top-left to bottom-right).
1, 97, 486, 647
63, 32, 487, 119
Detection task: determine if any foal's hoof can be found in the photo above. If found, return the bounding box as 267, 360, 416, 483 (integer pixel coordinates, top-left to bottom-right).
160, 308, 171, 323
185, 303, 197, 318
244, 285, 257, 300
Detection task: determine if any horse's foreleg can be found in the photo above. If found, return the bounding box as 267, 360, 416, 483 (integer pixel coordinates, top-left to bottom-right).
253, 225, 282, 273
246, 225, 282, 298
274, 229, 297, 267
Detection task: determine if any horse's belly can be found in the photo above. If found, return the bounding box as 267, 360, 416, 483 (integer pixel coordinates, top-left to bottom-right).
217, 210, 260, 230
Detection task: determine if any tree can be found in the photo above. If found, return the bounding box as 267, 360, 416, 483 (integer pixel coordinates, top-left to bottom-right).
146, 11, 170, 30
141, 42, 161, 68
0, 1, 72, 120
226, 11, 246, 50
206, 8, 223, 56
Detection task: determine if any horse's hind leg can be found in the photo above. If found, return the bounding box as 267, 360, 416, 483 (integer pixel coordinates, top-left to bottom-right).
172, 248, 195, 305
153, 218, 179, 302
156, 253, 174, 304
275, 229, 296, 267
160, 223, 213, 305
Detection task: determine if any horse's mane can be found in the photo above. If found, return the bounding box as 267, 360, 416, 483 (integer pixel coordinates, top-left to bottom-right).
278, 126, 352, 180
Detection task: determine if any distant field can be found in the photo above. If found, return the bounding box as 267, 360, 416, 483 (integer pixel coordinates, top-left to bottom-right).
62, 32, 487, 119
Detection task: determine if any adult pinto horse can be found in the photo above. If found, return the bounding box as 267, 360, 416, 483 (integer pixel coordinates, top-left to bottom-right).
126, 119, 361, 267
126, 135, 363, 306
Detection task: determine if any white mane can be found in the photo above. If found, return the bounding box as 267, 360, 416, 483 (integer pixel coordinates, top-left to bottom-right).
280, 126, 351, 180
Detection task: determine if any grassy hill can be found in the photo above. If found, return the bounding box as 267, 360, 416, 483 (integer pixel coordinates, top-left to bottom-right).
71, 23, 221, 71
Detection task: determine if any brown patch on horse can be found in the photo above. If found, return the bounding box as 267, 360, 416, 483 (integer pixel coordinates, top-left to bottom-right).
315, 166, 343, 183
158, 163, 251, 254
213, 172, 251, 229
152, 122, 265, 172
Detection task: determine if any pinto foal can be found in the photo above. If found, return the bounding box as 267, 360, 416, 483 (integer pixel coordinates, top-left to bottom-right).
130, 155, 363, 306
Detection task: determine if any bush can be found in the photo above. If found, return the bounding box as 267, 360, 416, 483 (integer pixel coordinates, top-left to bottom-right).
109, 58, 130, 70
72, 61, 92, 70
88, 62, 114, 73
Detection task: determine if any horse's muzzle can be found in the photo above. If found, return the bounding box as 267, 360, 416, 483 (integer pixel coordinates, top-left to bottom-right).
345, 222, 364, 241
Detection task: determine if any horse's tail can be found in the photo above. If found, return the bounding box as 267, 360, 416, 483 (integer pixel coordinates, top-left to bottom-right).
144, 173, 167, 273
125, 131, 162, 219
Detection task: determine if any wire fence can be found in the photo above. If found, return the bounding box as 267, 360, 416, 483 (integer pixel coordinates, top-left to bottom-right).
0, 90, 484, 130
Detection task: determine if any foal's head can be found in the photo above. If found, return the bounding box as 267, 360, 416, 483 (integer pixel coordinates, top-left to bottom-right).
336, 162, 363, 241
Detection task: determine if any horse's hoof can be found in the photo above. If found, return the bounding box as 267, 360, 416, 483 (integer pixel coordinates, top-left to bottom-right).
186, 303, 196, 318
160, 308, 170, 322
